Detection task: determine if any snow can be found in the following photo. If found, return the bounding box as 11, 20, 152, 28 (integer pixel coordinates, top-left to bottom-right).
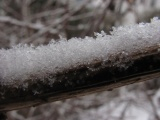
0, 17, 160, 86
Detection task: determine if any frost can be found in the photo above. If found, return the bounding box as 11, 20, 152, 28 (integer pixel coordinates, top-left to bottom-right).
0, 17, 160, 86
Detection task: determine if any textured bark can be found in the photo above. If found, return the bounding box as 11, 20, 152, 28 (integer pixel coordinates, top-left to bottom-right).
0, 45, 160, 112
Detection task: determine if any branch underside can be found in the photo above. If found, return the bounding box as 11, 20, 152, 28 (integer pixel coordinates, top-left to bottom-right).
0, 46, 160, 112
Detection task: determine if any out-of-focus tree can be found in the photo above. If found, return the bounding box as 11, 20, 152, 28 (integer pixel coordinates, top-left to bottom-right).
0, 0, 160, 120
1, 0, 160, 48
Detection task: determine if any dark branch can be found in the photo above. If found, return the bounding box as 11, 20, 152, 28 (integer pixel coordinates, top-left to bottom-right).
0, 45, 160, 112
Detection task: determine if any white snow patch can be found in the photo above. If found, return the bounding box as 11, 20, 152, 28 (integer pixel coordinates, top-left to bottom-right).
0, 17, 160, 86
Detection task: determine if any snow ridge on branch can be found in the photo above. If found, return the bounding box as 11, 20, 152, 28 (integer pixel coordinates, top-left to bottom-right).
0, 17, 160, 86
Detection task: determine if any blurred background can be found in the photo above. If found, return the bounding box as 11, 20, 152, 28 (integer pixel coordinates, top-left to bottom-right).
0, 0, 160, 120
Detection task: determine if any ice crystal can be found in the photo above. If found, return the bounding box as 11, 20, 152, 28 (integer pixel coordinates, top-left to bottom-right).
0, 17, 160, 86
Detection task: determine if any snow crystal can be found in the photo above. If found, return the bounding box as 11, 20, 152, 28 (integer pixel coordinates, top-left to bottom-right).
0, 17, 160, 86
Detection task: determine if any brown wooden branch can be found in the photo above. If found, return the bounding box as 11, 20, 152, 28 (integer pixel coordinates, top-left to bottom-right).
0, 44, 160, 112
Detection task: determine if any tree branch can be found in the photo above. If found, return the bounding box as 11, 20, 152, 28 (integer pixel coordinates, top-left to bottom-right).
0, 16, 58, 34
0, 18, 160, 112
0, 45, 159, 112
